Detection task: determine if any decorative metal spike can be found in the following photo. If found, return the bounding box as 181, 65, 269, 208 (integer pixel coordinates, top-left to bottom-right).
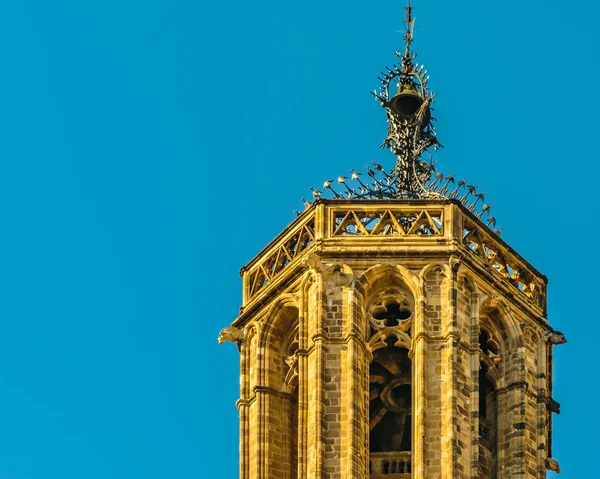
297, 3, 501, 234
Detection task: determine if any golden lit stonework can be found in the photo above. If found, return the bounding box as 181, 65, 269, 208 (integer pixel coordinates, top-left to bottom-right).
220, 4, 563, 478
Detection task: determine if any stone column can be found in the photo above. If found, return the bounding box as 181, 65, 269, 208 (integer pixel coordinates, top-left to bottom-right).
411, 303, 428, 479
306, 273, 325, 479
338, 267, 368, 478
297, 277, 311, 479
535, 334, 548, 479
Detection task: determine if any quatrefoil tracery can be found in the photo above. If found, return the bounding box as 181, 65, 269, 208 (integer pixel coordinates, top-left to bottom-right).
368, 295, 413, 352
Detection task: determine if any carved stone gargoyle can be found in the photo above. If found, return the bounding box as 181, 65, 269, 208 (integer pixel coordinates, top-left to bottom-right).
218, 326, 243, 344
546, 457, 561, 474
544, 330, 567, 345
547, 398, 561, 414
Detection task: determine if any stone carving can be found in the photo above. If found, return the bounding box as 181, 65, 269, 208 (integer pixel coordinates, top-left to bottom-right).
302, 252, 323, 273
548, 398, 561, 414
449, 254, 462, 273
218, 326, 243, 344
283, 327, 300, 388
480, 329, 503, 370
369, 296, 412, 331
367, 295, 413, 353
544, 330, 566, 345
486, 350, 502, 366
369, 328, 413, 353
546, 457, 561, 473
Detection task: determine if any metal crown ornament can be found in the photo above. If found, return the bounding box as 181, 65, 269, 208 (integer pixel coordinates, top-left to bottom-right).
300, 2, 500, 236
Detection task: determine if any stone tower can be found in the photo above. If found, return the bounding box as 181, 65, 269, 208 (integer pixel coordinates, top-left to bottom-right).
219, 6, 564, 479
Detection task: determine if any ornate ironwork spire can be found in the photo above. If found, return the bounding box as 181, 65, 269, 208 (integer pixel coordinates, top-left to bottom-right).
371, 0, 440, 196
300, 2, 501, 235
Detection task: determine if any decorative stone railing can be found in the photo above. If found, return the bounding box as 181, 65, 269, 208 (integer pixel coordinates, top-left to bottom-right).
242, 212, 316, 301
240, 200, 546, 313
370, 451, 411, 478
331, 207, 442, 236
462, 217, 546, 310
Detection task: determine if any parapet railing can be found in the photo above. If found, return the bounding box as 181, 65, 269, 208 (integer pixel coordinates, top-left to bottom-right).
370, 451, 411, 478
241, 201, 546, 312
242, 209, 317, 302
462, 217, 546, 311
330, 206, 443, 237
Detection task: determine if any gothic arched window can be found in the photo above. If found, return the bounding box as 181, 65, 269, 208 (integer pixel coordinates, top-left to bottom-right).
282, 323, 299, 479
478, 329, 499, 479
368, 296, 413, 477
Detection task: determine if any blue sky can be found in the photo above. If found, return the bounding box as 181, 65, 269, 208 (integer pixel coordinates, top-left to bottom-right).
0, 0, 596, 477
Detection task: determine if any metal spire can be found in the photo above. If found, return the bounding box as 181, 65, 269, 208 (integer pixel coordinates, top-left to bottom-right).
370, 0, 441, 196
404, 0, 414, 57
299, 2, 501, 236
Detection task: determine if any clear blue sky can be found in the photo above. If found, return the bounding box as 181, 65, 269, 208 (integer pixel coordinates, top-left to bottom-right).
0, 1, 595, 478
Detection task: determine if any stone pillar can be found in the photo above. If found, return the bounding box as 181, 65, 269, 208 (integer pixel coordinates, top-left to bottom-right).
306, 273, 325, 479
297, 278, 311, 479
411, 292, 428, 479
535, 334, 549, 479
338, 266, 368, 478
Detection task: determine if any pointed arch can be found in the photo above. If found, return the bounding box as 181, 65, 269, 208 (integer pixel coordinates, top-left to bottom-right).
476, 296, 524, 479
479, 295, 522, 351
258, 293, 300, 390
254, 294, 300, 479
419, 262, 451, 285
356, 263, 420, 305
357, 265, 418, 474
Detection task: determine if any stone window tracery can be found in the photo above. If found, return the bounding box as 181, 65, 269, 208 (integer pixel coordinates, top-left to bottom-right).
283, 325, 300, 390
478, 328, 499, 479
367, 294, 413, 477
281, 324, 299, 479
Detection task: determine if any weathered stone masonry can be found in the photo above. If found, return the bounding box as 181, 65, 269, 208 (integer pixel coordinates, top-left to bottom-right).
221, 199, 562, 479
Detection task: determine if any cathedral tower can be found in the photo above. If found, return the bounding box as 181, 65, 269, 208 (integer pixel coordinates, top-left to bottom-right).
219, 5, 564, 478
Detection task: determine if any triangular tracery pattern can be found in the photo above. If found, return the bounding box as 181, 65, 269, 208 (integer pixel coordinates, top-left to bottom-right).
247, 220, 315, 298
462, 219, 545, 307
333, 209, 442, 237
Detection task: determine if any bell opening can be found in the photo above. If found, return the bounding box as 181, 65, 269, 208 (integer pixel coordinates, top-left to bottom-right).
390, 94, 423, 117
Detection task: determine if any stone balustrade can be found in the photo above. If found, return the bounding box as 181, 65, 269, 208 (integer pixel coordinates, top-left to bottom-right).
369, 451, 411, 478
240, 200, 546, 316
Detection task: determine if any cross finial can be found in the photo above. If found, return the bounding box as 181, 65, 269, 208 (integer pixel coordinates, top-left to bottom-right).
405, 0, 412, 25
402, 0, 415, 60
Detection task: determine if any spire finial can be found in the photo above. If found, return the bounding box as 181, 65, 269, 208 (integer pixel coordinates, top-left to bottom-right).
299, 4, 500, 235
404, 0, 414, 58
369, 2, 441, 197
